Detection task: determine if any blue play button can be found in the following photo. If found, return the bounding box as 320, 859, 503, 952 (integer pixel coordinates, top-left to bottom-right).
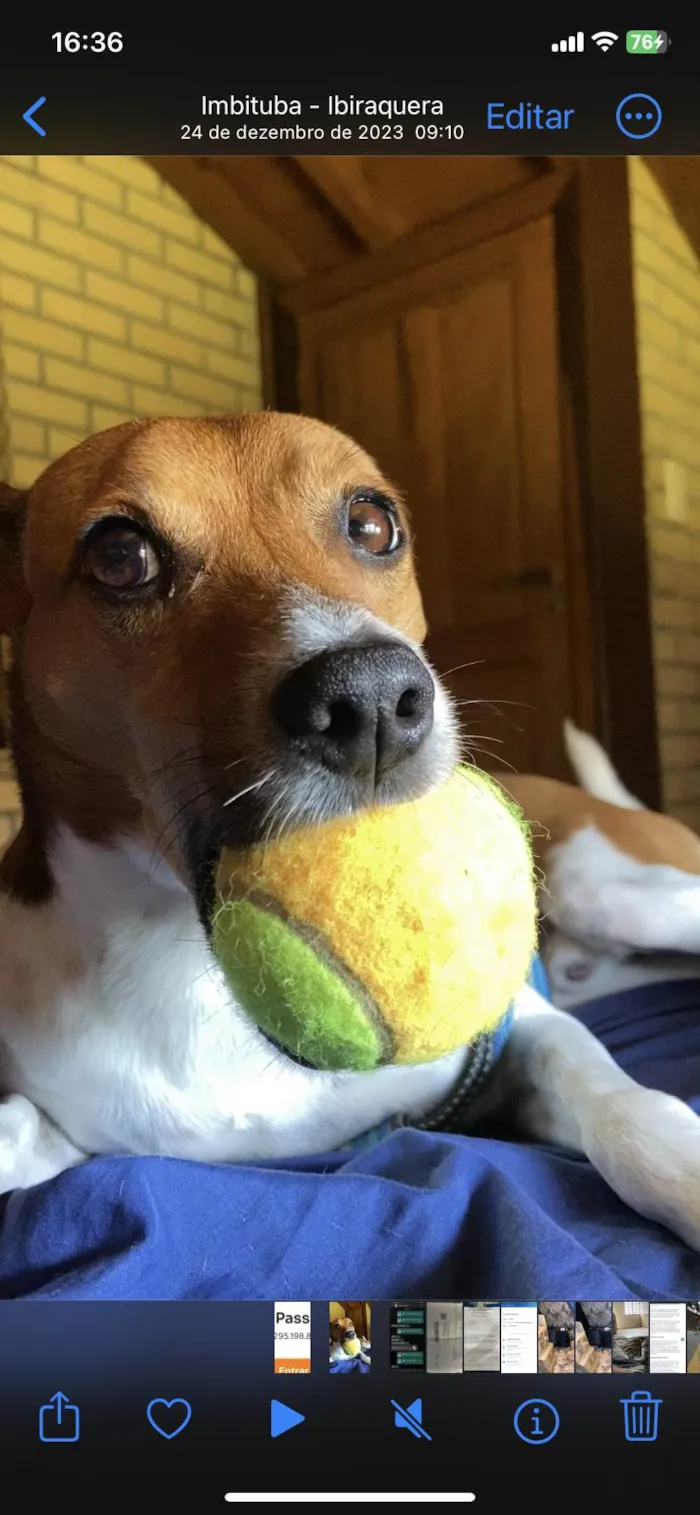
270, 1400, 306, 1439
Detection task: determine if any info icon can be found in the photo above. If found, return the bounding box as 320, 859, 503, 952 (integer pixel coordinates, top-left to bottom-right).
513, 1398, 560, 1445
616, 93, 662, 140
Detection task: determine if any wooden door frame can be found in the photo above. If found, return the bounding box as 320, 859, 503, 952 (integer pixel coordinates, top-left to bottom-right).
258, 167, 573, 407
257, 279, 300, 411
259, 160, 660, 804
555, 157, 660, 807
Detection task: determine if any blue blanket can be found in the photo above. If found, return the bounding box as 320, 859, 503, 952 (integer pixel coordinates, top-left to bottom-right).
2, 975, 700, 1301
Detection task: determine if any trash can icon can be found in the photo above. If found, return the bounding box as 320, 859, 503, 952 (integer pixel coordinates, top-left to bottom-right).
620, 1389, 662, 1443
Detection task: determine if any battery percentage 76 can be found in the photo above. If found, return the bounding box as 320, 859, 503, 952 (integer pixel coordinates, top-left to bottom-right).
626, 31, 669, 53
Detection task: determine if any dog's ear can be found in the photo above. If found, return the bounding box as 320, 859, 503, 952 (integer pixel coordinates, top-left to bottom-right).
0, 483, 29, 634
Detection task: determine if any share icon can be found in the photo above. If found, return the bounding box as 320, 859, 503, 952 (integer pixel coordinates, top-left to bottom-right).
391, 1398, 432, 1440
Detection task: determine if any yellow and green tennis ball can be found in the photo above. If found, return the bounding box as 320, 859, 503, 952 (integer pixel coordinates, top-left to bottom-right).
211, 768, 536, 1073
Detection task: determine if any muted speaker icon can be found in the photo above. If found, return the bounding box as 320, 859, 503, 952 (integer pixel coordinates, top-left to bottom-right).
391, 1397, 432, 1440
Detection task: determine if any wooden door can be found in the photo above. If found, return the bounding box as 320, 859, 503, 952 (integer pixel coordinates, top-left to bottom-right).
296, 214, 578, 779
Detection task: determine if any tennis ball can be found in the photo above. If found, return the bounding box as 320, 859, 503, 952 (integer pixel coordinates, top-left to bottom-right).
211, 767, 536, 1073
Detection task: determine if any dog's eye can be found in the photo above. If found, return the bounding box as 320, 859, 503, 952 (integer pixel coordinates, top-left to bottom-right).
347, 495, 401, 556
84, 524, 160, 590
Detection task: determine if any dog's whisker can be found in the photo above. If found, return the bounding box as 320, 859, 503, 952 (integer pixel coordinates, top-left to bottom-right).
464, 740, 503, 760
440, 659, 486, 679
146, 766, 277, 878
223, 770, 277, 809
453, 708, 530, 737
138, 748, 206, 797
146, 759, 245, 873
259, 777, 318, 845
148, 783, 216, 877
260, 785, 292, 845
464, 745, 519, 776
270, 795, 304, 841
463, 731, 507, 747
453, 697, 533, 712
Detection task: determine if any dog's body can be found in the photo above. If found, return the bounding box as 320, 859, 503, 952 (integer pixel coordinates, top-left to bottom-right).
2, 414, 700, 1258
502, 721, 700, 1011
329, 1317, 371, 1364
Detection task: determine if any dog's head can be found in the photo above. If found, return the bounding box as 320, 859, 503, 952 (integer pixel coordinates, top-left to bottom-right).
330, 1317, 357, 1343
0, 413, 457, 912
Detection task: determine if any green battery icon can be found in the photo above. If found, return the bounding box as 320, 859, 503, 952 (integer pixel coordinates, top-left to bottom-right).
626, 30, 669, 53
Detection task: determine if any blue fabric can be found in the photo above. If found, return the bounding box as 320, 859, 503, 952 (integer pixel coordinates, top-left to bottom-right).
576, 976, 700, 1105
329, 1359, 371, 1374
3, 967, 700, 1301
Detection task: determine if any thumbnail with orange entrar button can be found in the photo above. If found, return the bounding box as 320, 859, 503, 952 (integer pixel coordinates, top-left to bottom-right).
274, 1302, 311, 1374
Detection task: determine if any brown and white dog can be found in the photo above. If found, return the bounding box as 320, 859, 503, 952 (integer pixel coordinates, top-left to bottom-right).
329, 1317, 371, 1364
502, 720, 700, 1011
1, 412, 700, 1255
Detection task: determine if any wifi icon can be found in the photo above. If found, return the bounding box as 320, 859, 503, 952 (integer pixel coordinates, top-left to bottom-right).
592, 30, 619, 51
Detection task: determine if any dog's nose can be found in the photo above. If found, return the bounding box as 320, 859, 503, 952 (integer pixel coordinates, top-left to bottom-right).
271, 642, 435, 778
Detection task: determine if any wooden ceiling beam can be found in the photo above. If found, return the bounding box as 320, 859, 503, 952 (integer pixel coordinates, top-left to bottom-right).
283, 162, 574, 316
145, 156, 362, 285
146, 155, 572, 292
292, 158, 406, 247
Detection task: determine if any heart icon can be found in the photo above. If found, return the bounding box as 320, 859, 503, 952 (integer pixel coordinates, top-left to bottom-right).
146, 1398, 192, 1439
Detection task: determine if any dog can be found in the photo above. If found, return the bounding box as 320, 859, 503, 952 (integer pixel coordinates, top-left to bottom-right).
501, 720, 700, 1011
329, 1317, 371, 1364
1, 412, 700, 1257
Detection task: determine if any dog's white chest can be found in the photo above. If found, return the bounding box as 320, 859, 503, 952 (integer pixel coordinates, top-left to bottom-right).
0, 830, 462, 1162
0, 841, 241, 1157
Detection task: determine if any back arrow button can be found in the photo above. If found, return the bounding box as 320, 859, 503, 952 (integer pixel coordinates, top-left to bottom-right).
23, 97, 47, 137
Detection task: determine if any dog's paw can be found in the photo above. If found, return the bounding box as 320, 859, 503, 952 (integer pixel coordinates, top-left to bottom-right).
0, 1095, 85, 1194
581, 1086, 700, 1252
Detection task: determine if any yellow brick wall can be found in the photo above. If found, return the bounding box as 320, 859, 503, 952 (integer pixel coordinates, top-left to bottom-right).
0, 752, 20, 850
629, 158, 700, 830
0, 154, 263, 836
0, 154, 262, 489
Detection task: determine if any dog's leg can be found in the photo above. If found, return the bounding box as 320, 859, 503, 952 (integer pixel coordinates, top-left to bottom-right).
0, 1095, 86, 1194
472, 984, 700, 1251
549, 846, 700, 956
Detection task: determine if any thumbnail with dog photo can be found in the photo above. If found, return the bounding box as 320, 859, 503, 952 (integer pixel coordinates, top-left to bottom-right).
575, 1303, 613, 1374
538, 1302, 575, 1374
3, 150, 700, 1310
329, 1303, 371, 1372
612, 1302, 650, 1374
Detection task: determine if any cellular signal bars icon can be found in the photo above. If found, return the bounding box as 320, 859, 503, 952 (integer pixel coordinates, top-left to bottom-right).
552, 32, 584, 52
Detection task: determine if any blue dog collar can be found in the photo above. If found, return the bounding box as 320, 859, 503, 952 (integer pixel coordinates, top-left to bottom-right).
413, 1000, 515, 1134
341, 957, 549, 1152
341, 1006, 513, 1154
